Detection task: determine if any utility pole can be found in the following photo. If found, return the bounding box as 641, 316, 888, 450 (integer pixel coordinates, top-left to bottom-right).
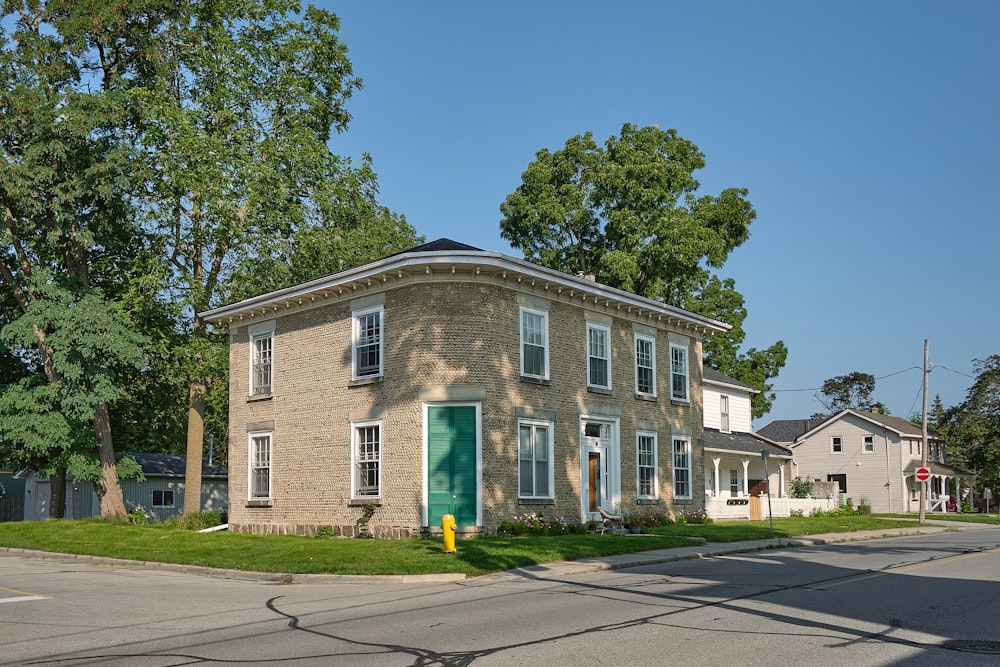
919, 339, 929, 525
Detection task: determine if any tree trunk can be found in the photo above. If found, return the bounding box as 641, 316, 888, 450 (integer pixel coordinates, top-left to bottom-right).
94, 401, 126, 516
50, 468, 66, 519
183, 380, 207, 515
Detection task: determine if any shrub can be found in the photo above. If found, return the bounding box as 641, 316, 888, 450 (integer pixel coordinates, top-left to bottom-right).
790, 477, 813, 499
179, 511, 225, 531
315, 525, 338, 538
674, 509, 711, 525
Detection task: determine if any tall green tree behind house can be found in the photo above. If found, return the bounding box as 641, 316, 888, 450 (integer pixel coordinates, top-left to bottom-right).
817, 372, 877, 414
947, 356, 1000, 493
132, 0, 420, 513
0, 1, 166, 516
500, 124, 786, 416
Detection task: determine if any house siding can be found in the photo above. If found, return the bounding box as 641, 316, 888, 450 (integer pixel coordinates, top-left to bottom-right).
703, 385, 752, 433
790, 414, 906, 513
227, 278, 707, 536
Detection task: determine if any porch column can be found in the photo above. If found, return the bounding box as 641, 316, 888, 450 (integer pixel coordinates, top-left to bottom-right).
741, 458, 751, 496
778, 462, 786, 498
712, 457, 721, 498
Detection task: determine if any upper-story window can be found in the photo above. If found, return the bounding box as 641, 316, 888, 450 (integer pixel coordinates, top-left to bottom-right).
353, 306, 383, 379
520, 307, 549, 380
831, 436, 843, 454
670, 344, 689, 402
634, 334, 656, 397
248, 321, 274, 396
863, 435, 875, 453
720, 395, 730, 433
587, 323, 611, 389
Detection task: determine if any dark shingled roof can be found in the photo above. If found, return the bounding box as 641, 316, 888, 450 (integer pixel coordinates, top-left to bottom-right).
399, 238, 484, 254
757, 417, 831, 443
703, 367, 757, 392
129, 453, 228, 479
703, 429, 792, 458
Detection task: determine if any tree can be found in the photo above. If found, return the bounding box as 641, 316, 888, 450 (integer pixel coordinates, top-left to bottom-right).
129, 0, 420, 513
500, 124, 785, 415
817, 372, 877, 414
947, 356, 1000, 492
0, 0, 167, 515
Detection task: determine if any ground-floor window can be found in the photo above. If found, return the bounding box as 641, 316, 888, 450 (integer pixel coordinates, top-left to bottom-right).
673, 436, 691, 499
152, 489, 174, 508
352, 421, 382, 499
249, 432, 272, 500
637, 432, 657, 499
518, 419, 553, 499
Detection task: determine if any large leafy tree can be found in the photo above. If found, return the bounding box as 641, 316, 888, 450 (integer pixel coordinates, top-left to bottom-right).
500, 123, 785, 416
947, 356, 1000, 492
132, 0, 420, 512
0, 0, 165, 515
817, 371, 877, 414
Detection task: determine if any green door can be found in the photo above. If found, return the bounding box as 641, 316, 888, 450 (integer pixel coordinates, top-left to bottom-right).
427, 405, 478, 527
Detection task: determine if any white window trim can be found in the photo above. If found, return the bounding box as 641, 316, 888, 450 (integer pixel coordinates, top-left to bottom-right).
636, 430, 658, 500
863, 435, 875, 454
670, 343, 689, 402
247, 321, 275, 396
586, 322, 612, 390
634, 333, 656, 397
720, 394, 731, 433
831, 436, 843, 454
352, 305, 384, 380
351, 419, 383, 500
517, 417, 555, 500
672, 435, 692, 500
519, 307, 549, 380
248, 431, 273, 501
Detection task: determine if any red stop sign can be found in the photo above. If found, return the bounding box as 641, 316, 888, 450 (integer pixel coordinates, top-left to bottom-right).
916, 467, 931, 481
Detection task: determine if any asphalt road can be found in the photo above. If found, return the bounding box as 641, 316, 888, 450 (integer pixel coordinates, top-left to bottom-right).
3, 528, 1000, 666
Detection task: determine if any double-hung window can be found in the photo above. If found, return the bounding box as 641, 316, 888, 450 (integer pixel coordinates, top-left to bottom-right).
634, 334, 656, 397
863, 435, 874, 453
672, 436, 691, 499
637, 432, 658, 499
587, 323, 611, 389
831, 436, 843, 454
720, 395, 730, 432
670, 344, 689, 401
520, 307, 549, 380
518, 419, 553, 499
249, 432, 272, 500
352, 421, 382, 499
248, 323, 274, 395
353, 306, 383, 379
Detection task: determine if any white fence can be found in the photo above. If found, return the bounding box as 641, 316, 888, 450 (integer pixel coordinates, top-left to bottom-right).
706, 495, 837, 520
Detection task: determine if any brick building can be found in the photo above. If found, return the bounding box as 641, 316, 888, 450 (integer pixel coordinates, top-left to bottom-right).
203, 240, 728, 536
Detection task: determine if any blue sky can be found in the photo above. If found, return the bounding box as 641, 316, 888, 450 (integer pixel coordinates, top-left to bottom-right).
322, 1, 998, 426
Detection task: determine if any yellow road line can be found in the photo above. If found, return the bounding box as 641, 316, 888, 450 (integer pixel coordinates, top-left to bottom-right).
0, 586, 51, 600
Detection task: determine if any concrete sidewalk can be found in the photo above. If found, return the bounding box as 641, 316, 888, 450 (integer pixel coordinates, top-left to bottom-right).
491, 520, 996, 581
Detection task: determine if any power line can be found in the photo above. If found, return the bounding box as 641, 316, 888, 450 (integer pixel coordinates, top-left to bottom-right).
770, 366, 923, 393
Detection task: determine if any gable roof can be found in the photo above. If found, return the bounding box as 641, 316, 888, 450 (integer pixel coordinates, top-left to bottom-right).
130, 453, 228, 479
201, 238, 729, 336
759, 409, 942, 444
703, 367, 758, 393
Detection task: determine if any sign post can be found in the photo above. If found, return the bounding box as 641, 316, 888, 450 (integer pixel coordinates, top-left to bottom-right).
761, 450, 773, 539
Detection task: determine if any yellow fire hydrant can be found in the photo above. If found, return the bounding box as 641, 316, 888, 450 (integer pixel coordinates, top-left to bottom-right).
441, 513, 457, 553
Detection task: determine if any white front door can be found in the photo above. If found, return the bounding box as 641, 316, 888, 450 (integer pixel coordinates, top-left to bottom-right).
580, 418, 619, 521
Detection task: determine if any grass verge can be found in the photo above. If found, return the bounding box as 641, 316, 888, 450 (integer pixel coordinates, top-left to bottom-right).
0, 514, 951, 577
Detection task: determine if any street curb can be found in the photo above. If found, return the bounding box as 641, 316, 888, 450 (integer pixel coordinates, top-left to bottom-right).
2, 522, 988, 583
